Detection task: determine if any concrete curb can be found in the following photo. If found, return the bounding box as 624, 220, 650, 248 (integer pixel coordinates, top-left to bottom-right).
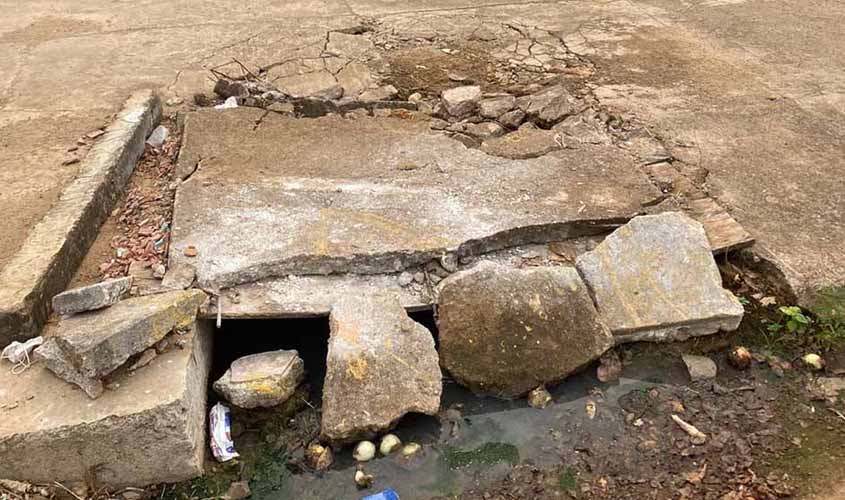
0, 90, 161, 345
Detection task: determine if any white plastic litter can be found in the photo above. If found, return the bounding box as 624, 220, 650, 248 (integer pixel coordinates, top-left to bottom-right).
209, 402, 240, 462
1, 337, 43, 374
214, 96, 239, 110
145, 125, 169, 150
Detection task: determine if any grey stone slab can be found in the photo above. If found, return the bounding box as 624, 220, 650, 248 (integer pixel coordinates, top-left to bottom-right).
199, 273, 434, 319
0, 91, 161, 345
682, 354, 717, 381
171, 110, 662, 291
51, 277, 133, 316
214, 350, 304, 408
575, 212, 744, 343
321, 293, 442, 445
437, 261, 614, 399
36, 290, 207, 389
0, 321, 212, 488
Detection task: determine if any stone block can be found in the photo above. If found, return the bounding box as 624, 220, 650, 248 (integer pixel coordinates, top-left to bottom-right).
0, 321, 212, 487
213, 350, 304, 408
575, 212, 744, 342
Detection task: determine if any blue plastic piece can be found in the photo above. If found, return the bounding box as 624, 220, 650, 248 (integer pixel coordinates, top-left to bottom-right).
361, 489, 400, 500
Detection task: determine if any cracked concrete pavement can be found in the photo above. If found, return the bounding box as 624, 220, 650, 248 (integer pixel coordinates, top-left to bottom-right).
1, 0, 843, 304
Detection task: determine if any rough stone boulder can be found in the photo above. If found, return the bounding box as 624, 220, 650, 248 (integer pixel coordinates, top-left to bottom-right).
321, 293, 442, 445
51, 276, 133, 316
437, 261, 614, 399
35, 289, 207, 398
0, 322, 212, 488
214, 350, 305, 408
575, 212, 744, 343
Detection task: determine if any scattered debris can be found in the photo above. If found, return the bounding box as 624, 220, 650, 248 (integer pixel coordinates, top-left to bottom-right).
379, 434, 402, 456
438, 261, 613, 398
354, 441, 377, 462
527, 386, 552, 409
585, 400, 597, 419
597, 350, 622, 383
215, 96, 239, 109
145, 125, 169, 151
51, 277, 133, 316
223, 481, 251, 500
1, 337, 43, 374
801, 353, 825, 371
671, 414, 707, 445
727, 346, 752, 370
209, 402, 240, 462
183, 246, 198, 257
213, 350, 304, 408
401, 442, 421, 457
355, 467, 375, 489
305, 442, 334, 472
682, 354, 718, 381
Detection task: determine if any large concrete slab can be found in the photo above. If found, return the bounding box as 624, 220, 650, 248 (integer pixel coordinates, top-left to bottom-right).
171, 109, 662, 291
0, 321, 212, 488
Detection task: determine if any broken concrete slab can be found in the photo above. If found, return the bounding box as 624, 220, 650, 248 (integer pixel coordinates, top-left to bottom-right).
321, 293, 441, 445
0, 91, 161, 345
0, 321, 212, 487
35, 290, 206, 396
275, 71, 343, 100
480, 125, 562, 159
51, 276, 133, 316
575, 212, 744, 343
213, 350, 304, 408
437, 261, 614, 399
171, 110, 662, 291
199, 274, 433, 319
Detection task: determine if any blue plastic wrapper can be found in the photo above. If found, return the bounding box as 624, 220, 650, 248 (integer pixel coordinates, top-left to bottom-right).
361, 489, 400, 500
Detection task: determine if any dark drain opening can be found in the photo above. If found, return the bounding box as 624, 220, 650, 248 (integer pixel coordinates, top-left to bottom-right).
211, 317, 330, 401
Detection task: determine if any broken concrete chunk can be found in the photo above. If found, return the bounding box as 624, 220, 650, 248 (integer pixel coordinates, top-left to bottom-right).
51, 277, 133, 316
34, 340, 104, 398
358, 85, 399, 102
480, 126, 561, 159
213, 350, 305, 409
336, 63, 376, 99
682, 354, 717, 381
35, 290, 206, 397
479, 95, 516, 119
321, 293, 442, 445
0, 322, 212, 487
161, 263, 196, 290
575, 212, 744, 343
275, 71, 343, 100
498, 109, 526, 129
441, 85, 482, 118
437, 261, 614, 399
464, 122, 506, 140
517, 84, 583, 125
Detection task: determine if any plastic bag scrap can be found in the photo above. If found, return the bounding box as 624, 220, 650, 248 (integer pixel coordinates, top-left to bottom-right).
214, 96, 239, 110
209, 402, 239, 462
362, 490, 400, 500
1, 337, 43, 374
